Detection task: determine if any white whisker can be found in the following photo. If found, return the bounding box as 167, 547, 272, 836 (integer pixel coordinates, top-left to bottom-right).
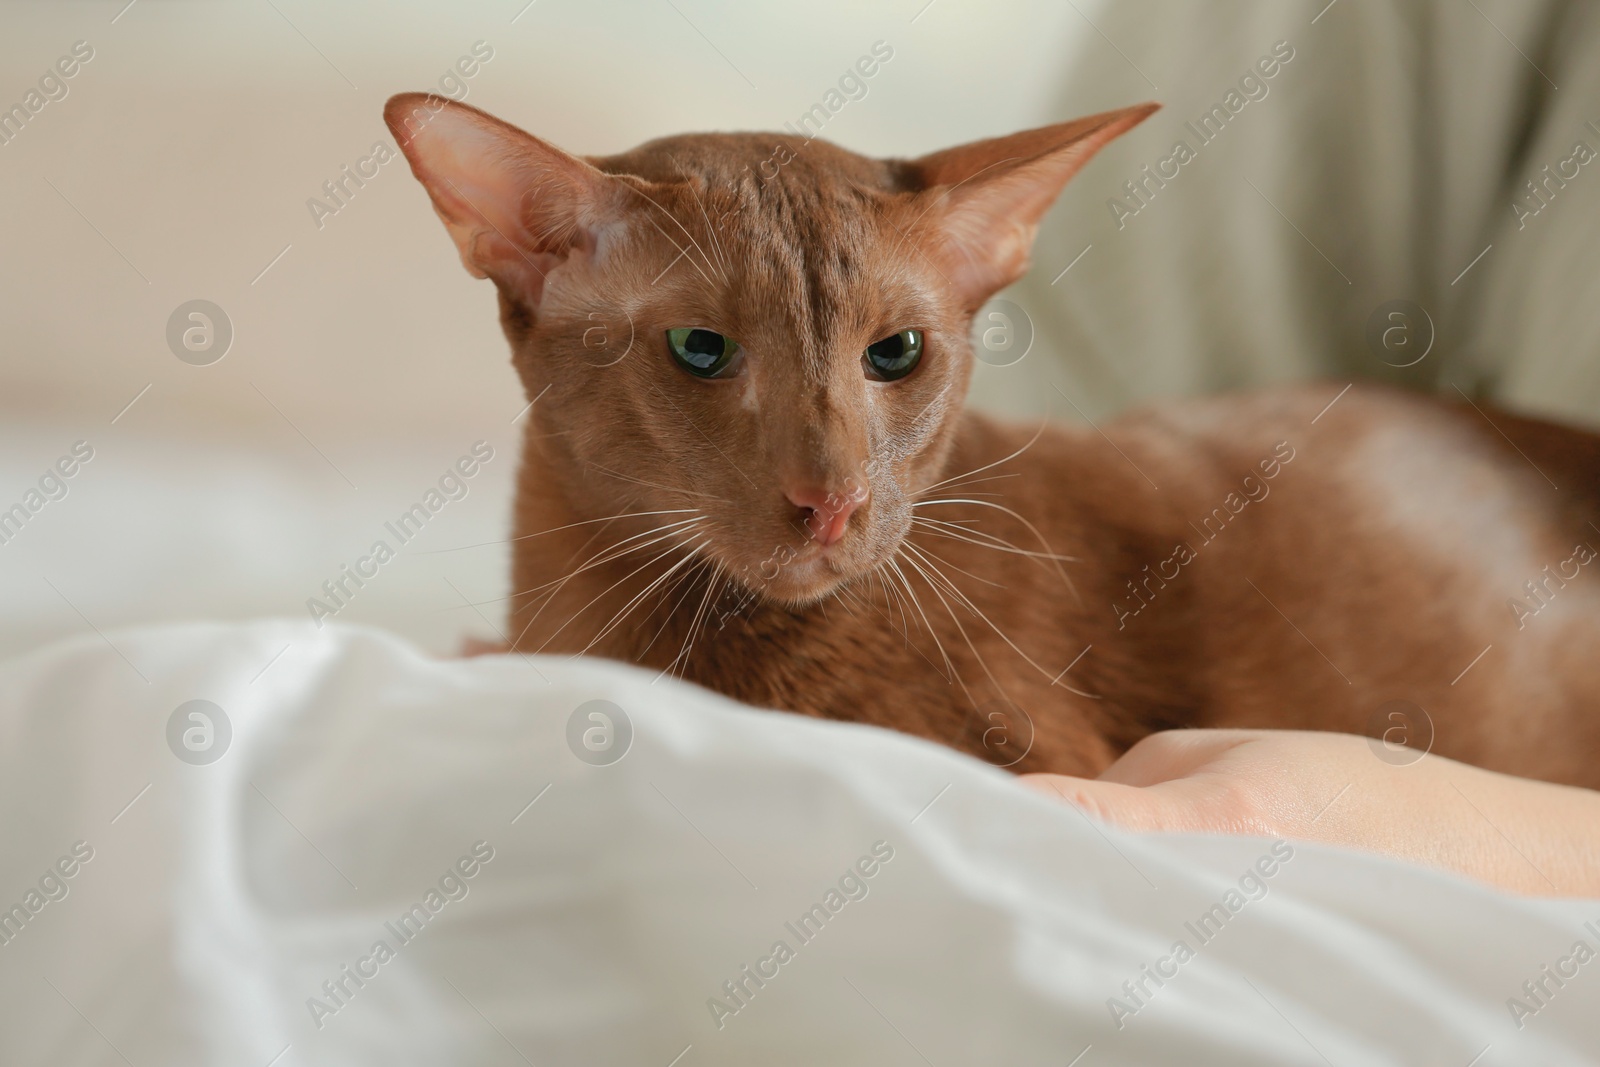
535, 524, 707, 654
580, 534, 711, 653
589, 463, 733, 504
911, 497, 1078, 597
506, 517, 705, 648
421, 508, 700, 555
515, 517, 705, 600
916, 421, 1049, 497
662, 561, 724, 679
679, 172, 732, 281
894, 547, 988, 707
639, 556, 718, 658
911, 515, 1078, 564
901, 537, 1004, 588
625, 183, 724, 286
886, 555, 957, 683
902, 538, 1098, 699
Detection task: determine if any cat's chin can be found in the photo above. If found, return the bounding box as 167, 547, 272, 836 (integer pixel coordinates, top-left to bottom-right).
747, 551, 866, 607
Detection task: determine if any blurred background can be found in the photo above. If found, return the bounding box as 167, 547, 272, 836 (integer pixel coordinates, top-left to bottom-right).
3, 0, 1598, 661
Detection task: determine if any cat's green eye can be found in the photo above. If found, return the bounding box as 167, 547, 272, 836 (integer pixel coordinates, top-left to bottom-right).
666, 328, 739, 379
864, 329, 923, 381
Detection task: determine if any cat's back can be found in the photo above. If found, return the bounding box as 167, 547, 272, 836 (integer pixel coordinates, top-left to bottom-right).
971, 381, 1600, 524
1106, 381, 1600, 532
1016, 382, 1600, 784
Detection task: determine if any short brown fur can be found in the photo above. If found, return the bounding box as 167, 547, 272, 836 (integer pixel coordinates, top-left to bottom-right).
386, 93, 1600, 786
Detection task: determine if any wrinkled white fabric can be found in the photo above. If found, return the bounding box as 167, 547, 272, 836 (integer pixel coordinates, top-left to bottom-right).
1, 620, 1595, 1065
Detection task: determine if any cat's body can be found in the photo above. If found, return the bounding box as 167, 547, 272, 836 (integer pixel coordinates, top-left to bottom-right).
510, 382, 1600, 785
384, 93, 1600, 787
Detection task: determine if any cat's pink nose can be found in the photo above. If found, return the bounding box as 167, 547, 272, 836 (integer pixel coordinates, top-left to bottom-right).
786, 486, 863, 548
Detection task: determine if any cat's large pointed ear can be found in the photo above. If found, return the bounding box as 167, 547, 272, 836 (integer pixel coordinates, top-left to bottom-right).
902, 103, 1158, 308
384, 92, 620, 301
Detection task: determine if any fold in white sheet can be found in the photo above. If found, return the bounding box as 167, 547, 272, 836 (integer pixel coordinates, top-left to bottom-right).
1, 621, 1595, 1065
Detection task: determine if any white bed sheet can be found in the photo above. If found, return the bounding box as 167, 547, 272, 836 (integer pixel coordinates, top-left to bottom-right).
0, 620, 1595, 1066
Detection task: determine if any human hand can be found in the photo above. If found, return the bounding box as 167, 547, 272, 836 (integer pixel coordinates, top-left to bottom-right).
1020, 729, 1600, 897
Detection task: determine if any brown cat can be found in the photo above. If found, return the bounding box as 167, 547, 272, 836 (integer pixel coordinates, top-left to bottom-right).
384, 92, 1600, 787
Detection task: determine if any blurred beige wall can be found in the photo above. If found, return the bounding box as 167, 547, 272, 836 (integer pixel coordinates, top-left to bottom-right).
0, 0, 1098, 444
0, 0, 1104, 658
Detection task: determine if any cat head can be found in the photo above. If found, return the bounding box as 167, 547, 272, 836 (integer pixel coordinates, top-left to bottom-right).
385, 93, 1153, 607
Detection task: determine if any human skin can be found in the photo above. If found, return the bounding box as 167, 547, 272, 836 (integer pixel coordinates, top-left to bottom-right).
1020, 730, 1600, 898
